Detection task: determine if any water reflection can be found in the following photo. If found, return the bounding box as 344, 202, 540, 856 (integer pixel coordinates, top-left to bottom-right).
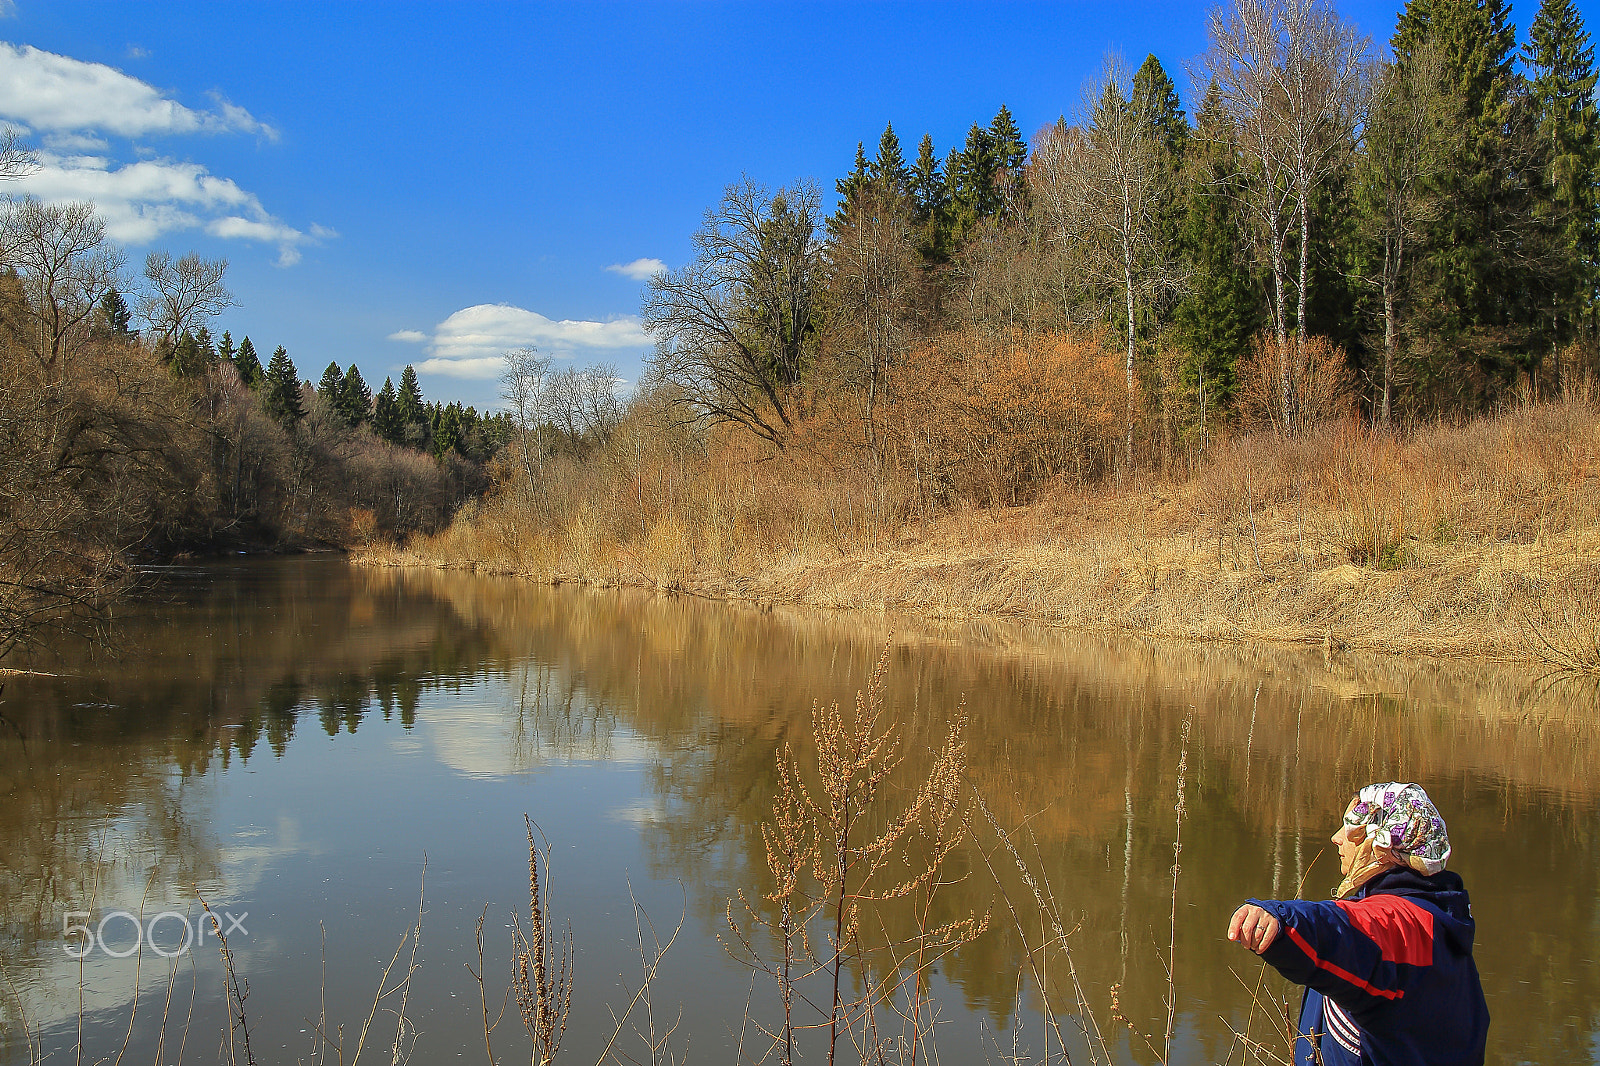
1, 558, 1596, 1064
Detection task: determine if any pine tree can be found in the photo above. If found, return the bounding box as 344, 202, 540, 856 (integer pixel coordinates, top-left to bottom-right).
1132, 55, 1190, 340
95, 290, 133, 338
169, 330, 205, 378
911, 133, 951, 264
218, 330, 235, 365
866, 122, 911, 197
317, 361, 345, 409
836, 142, 869, 215
233, 336, 264, 390
1394, 0, 1537, 398
1526, 0, 1600, 340
432, 402, 461, 459
373, 377, 402, 444
397, 365, 428, 448
948, 122, 997, 241
988, 105, 1029, 222
1172, 84, 1262, 415
194, 325, 217, 365
264, 346, 305, 424
338, 364, 372, 427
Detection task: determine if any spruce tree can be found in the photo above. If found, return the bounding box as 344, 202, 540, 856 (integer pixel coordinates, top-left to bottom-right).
339, 364, 372, 427
195, 326, 217, 365
1394, 0, 1535, 398
948, 122, 998, 241
1526, 0, 1600, 340
264, 346, 306, 425
1172, 84, 1262, 414
866, 122, 911, 197
911, 133, 951, 263
218, 330, 235, 365
95, 290, 133, 338
373, 377, 402, 444
397, 365, 428, 448
317, 361, 345, 402
988, 105, 1029, 222
169, 330, 205, 379
234, 336, 264, 390
1133, 55, 1190, 340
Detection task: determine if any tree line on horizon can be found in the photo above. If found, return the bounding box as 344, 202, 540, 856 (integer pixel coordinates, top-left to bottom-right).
621, 0, 1598, 495
0, 167, 510, 662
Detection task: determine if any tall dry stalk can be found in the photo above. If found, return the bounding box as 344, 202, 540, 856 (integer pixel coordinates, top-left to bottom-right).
725, 641, 984, 1065
512, 817, 573, 1066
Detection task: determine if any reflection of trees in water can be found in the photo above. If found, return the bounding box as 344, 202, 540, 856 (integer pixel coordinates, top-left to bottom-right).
6, 559, 1599, 1064
406, 565, 1600, 1065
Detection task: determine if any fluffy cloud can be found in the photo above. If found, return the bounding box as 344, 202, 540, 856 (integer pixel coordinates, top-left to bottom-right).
0, 43, 276, 139
15, 151, 331, 266
401, 303, 651, 379
605, 257, 666, 281
0, 42, 318, 264
387, 329, 427, 343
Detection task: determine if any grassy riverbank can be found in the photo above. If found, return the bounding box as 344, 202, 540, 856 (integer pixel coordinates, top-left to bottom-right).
358, 398, 1600, 662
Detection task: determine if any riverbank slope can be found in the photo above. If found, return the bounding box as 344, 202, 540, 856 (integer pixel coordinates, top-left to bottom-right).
358, 400, 1600, 663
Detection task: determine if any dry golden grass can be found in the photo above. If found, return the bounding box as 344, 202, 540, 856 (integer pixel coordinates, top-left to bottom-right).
359, 397, 1600, 661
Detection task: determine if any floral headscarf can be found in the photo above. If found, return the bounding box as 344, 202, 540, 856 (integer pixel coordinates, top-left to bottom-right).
1334, 782, 1452, 899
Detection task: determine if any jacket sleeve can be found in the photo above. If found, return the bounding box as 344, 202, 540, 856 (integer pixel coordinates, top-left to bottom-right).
1247, 894, 1437, 1026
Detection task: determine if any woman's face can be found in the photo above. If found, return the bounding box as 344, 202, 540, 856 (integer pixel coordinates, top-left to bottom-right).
1333, 823, 1367, 876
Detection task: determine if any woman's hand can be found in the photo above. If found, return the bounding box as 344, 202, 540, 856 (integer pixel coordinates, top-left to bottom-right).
1228, 904, 1281, 953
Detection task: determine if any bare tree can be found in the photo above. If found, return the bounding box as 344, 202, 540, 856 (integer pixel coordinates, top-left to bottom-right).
1357, 45, 1451, 424
1201, 0, 1298, 423
1033, 58, 1173, 466
0, 199, 124, 381
140, 250, 233, 351
643, 178, 821, 450
1202, 0, 1367, 431
1280, 0, 1368, 343
501, 346, 552, 490
823, 183, 919, 470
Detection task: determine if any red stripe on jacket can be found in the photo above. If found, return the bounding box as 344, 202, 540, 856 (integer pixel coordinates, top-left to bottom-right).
1283, 926, 1407, 1000
1336, 895, 1436, 967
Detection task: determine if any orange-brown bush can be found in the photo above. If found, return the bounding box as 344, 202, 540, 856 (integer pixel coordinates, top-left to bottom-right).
1236, 334, 1355, 433
880, 329, 1124, 505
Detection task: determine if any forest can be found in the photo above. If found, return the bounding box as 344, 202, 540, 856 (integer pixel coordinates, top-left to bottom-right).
391, 0, 1600, 660
0, 165, 512, 661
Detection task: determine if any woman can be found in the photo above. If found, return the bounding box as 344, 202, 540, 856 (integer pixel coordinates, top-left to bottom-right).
1227, 782, 1489, 1066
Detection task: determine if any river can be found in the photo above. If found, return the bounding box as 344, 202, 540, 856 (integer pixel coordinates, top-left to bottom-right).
0, 557, 1595, 1064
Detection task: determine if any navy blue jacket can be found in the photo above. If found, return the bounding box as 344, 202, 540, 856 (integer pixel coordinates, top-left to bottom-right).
1248, 867, 1489, 1066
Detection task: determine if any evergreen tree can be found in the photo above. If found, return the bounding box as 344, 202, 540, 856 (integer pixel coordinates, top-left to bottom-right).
835, 142, 869, 216
264, 346, 306, 425
1132, 55, 1191, 339
218, 330, 235, 365
373, 377, 403, 444
397, 365, 428, 447
432, 402, 462, 459
317, 361, 345, 405
866, 122, 911, 196
1525, 0, 1600, 341
988, 105, 1029, 221
948, 122, 998, 240
233, 336, 264, 390
911, 132, 951, 263
95, 290, 133, 338
194, 326, 217, 365
338, 364, 372, 427
169, 330, 205, 379
1394, 0, 1539, 399
1172, 84, 1262, 414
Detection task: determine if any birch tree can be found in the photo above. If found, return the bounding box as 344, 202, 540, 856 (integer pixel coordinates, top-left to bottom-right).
1034, 59, 1168, 466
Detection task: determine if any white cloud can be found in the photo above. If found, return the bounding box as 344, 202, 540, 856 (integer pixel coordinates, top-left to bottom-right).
388, 329, 427, 343
14, 151, 331, 266
403, 303, 651, 379
0, 43, 276, 139
605, 257, 666, 281
125, 45, 150, 61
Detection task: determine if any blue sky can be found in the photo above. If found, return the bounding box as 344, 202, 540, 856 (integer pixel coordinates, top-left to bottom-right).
0, 0, 1574, 411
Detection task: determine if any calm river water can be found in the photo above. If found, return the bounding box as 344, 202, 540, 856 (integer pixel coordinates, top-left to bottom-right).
0, 557, 1596, 1065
